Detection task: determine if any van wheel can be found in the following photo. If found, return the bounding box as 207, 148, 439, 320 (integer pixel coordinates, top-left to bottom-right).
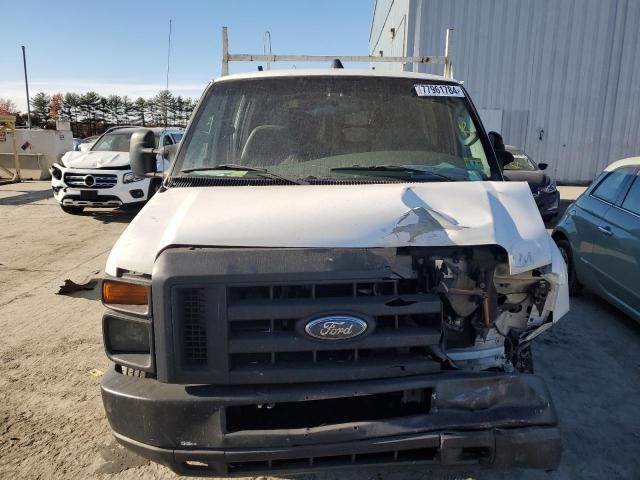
61, 205, 84, 215
556, 239, 582, 296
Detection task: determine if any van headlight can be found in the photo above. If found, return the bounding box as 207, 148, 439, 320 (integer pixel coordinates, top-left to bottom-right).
123, 172, 144, 184
102, 278, 153, 371
102, 279, 149, 315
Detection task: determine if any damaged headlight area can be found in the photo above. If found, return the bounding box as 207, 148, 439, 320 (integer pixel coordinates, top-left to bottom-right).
49, 165, 62, 180
389, 246, 560, 374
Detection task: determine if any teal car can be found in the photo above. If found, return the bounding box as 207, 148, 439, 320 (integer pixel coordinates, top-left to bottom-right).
553, 157, 640, 321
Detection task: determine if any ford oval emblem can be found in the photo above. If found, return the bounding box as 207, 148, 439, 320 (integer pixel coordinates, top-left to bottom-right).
304, 316, 368, 340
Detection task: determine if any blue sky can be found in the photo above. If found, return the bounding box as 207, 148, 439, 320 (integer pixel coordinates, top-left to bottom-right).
1, 0, 373, 110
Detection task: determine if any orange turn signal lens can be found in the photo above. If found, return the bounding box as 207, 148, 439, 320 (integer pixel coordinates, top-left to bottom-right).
102, 280, 148, 305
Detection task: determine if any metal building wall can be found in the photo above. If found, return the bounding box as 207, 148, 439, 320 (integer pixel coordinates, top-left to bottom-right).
370, 0, 640, 183
370, 0, 415, 71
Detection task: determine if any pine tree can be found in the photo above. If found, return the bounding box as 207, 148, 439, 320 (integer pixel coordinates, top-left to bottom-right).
154, 90, 173, 127
133, 97, 147, 126
79, 92, 102, 135
30, 92, 51, 127
106, 95, 123, 124
121, 96, 132, 124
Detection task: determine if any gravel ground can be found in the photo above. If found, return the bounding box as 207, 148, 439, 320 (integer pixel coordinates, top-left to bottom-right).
1, 182, 638, 480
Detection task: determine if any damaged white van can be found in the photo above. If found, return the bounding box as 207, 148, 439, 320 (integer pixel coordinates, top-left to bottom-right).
100, 70, 569, 476
50, 126, 183, 214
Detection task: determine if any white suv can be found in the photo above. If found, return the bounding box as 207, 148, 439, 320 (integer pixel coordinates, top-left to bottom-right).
50, 126, 183, 214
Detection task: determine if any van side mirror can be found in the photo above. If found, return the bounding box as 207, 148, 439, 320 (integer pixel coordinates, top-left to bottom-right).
130, 129, 157, 177
488, 131, 514, 168
538, 162, 548, 170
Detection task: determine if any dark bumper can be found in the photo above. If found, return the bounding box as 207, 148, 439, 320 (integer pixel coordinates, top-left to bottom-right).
101, 366, 561, 477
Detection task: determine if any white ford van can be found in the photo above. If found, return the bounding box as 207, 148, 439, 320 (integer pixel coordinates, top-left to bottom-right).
100, 70, 569, 476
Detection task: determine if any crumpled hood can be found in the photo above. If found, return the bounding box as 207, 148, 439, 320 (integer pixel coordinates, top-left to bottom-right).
61, 150, 130, 169
106, 181, 558, 277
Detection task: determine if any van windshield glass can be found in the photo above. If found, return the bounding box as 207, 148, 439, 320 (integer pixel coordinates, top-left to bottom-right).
173, 76, 499, 182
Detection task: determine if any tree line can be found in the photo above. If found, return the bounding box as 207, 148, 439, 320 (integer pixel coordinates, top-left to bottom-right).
0, 90, 197, 138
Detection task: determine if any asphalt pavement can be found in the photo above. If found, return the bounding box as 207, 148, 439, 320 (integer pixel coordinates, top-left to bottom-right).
1, 182, 638, 480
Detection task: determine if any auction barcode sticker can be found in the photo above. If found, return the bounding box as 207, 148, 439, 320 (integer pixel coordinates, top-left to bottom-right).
414, 84, 465, 97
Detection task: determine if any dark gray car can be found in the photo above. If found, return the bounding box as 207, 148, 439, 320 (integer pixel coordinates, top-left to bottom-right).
553, 157, 640, 321
504, 145, 560, 221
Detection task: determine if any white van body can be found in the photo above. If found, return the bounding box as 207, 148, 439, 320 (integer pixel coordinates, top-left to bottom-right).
100, 70, 569, 475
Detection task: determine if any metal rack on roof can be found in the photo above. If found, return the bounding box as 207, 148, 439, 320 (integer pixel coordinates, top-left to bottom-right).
221, 26, 454, 79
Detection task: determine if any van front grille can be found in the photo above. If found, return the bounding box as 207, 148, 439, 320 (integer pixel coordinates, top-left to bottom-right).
174, 279, 441, 383
179, 287, 207, 365
160, 248, 445, 385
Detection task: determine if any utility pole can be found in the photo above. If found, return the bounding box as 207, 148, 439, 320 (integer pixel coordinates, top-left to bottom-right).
21, 46, 32, 129
165, 19, 172, 128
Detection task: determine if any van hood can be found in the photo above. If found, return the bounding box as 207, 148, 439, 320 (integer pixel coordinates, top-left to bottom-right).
61, 150, 130, 169
106, 181, 558, 277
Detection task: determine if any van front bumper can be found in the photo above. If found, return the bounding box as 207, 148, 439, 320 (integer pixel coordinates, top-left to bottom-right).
101, 365, 561, 477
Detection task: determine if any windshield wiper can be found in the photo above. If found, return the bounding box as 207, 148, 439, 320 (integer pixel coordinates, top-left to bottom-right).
180, 164, 307, 185
330, 165, 457, 181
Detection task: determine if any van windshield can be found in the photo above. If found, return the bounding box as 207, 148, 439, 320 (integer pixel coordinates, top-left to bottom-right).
172, 76, 500, 183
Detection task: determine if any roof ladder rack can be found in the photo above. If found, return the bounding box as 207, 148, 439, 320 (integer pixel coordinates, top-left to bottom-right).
221, 26, 454, 79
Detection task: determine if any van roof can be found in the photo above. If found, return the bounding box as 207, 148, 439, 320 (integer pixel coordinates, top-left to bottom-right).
214, 68, 461, 84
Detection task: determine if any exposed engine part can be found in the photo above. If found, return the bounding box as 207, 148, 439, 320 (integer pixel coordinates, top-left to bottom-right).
531, 280, 550, 315
434, 255, 498, 334
436, 258, 479, 318
391, 246, 553, 374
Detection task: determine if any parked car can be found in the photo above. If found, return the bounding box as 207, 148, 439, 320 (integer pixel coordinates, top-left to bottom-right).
553, 157, 640, 320
504, 145, 560, 221
50, 126, 183, 214
99, 69, 569, 476
77, 135, 100, 151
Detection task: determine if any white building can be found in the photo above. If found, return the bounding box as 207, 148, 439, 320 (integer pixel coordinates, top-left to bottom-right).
0, 121, 73, 180
370, 0, 640, 182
